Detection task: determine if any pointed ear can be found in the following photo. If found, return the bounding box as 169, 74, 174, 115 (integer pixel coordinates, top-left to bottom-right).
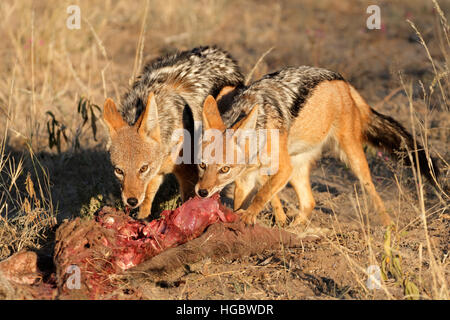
202, 95, 226, 131
103, 98, 126, 137
233, 104, 259, 131
136, 92, 161, 143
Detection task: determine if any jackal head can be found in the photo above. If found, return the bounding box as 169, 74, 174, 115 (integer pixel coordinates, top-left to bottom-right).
103, 93, 162, 209
195, 95, 259, 198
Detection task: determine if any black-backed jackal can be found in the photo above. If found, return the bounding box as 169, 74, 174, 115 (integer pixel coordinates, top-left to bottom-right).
103, 46, 244, 219
196, 66, 440, 226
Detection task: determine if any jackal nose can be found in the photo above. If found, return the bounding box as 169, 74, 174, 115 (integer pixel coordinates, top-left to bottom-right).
198, 189, 209, 198
127, 197, 138, 207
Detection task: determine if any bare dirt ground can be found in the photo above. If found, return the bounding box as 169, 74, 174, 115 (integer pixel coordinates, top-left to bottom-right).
0, 0, 448, 299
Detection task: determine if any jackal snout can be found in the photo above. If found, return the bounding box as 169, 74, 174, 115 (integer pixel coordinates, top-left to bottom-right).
195, 166, 227, 198
196, 185, 209, 198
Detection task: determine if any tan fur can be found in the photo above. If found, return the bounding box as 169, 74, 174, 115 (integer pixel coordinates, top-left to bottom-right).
203, 95, 227, 132
103, 93, 197, 219
103, 98, 127, 136
196, 97, 290, 225
287, 80, 391, 225
237, 131, 292, 225
197, 80, 393, 226
103, 87, 242, 219
234, 173, 287, 225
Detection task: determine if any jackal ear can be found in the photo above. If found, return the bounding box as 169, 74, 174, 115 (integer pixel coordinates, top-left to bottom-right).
233, 104, 259, 132
103, 98, 127, 137
136, 92, 161, 143
202, 95, 226, 131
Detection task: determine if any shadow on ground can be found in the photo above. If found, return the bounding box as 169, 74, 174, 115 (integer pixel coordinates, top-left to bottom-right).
2, 144, 185, 222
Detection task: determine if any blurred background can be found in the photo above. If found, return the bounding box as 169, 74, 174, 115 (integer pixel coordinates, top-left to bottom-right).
1, 1, 448, 145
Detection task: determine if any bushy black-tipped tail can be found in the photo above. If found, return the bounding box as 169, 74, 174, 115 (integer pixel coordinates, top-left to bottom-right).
365, 108, 441, 189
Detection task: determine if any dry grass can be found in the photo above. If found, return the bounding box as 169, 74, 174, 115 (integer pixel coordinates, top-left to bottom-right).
0, 0, 448, 300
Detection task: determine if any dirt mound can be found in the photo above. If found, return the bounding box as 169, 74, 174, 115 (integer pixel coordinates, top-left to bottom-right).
0, 251, 56, 300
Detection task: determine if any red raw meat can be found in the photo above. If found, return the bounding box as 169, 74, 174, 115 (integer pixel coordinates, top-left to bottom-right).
97, 193, 237, 270
1, 195, 311, 299
52, 194, 242, 298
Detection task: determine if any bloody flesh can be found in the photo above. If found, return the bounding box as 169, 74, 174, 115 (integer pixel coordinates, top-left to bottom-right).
97, 194, 237, 270
2, 195, 307, 299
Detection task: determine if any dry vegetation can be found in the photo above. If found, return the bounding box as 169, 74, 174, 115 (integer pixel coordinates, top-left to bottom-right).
0, 0, 449, 299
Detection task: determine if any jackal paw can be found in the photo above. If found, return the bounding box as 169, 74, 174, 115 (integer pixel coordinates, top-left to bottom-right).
237, 209, 258, 225
275, 215, 287, 227
290, 214, 309, 226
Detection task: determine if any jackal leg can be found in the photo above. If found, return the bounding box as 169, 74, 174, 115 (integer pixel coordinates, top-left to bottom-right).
234, 173, 257, 211
234, 181, 248, 211
290, 161, 316, 226
137, 174, 164, 219
337, 135, 392, 226
235, 175, 287, 225
270, 194, 287, 226
258, 174, 287, 226
239, 133, 292, 225
173, 163, 198, 202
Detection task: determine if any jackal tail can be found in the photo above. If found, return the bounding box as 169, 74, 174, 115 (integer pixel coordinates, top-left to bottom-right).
350, 86, 441, 190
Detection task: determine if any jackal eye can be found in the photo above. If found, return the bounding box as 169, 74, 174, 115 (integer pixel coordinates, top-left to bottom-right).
220, 166, 230, 174
199, 162, 206, 170
139, 165, 149, 173
114, 167, 123, 175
